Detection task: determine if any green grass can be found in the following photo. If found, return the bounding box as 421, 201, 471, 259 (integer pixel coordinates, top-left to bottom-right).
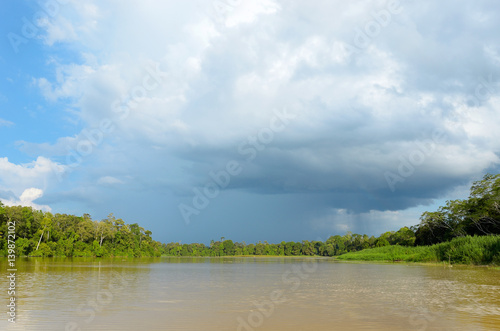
336, 235, 500, 265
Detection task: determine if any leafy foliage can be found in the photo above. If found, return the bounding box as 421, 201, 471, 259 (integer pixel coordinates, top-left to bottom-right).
415, 174, 500, 245
160, 230, 417, 257
0, 205, 161, 257
337, 235, 500, 265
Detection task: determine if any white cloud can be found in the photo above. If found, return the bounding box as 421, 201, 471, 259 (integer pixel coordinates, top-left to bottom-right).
34, 63, 95, 102
0, 157, 65, 196
0, 188, 52, 212
97, 176, 124, 185
0, 118, 14, 127
19, 0, 500, 236
38, 0, 100, 46
224, 0, 280, 27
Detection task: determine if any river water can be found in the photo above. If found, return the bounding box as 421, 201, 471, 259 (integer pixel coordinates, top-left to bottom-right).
0, 257, 499, 330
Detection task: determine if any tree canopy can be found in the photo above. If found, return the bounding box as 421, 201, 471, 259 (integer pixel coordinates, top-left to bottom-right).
414, 174, 500, 245
0, 205, 161, 257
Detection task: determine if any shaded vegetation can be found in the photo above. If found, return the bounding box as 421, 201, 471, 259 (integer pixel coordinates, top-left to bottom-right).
160, 227, 416, 257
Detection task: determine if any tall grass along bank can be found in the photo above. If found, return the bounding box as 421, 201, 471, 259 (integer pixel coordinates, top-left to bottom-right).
336, 235, 500, 265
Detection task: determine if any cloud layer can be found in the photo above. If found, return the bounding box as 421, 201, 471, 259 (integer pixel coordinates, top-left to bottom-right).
3, 0, 500, 242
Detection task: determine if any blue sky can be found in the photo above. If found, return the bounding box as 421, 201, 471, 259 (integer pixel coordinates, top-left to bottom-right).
1, 0, 500, 244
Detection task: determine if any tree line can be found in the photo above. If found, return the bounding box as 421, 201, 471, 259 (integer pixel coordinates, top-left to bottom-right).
0, 206, 162, 257
161, 226, 416, 257
162, 173, 500, 257
1, 173, 498, 258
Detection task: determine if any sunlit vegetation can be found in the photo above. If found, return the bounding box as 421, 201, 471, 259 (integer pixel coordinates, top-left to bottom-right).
414, 173, 500, 245
338, 173, 500, 264
0, 207, 161, 257
337, 235, 500, 264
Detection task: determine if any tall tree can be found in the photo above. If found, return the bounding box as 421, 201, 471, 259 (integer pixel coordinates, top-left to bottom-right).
36, 214, 52, 251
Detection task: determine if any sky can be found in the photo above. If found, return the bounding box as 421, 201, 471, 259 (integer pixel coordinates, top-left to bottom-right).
1, 0, 500, 245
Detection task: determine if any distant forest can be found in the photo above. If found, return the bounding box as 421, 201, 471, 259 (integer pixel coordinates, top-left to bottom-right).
0, 174, 498, 258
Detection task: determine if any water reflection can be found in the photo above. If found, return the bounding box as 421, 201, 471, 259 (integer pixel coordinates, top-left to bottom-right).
0, 258, 498, 330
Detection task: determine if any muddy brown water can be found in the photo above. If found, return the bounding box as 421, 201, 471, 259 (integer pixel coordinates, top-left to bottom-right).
1, 257, 499, 330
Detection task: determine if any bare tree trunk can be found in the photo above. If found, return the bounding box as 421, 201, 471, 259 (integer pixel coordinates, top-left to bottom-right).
36, 231, 44, 250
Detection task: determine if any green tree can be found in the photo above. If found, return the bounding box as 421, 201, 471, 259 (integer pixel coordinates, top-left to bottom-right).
393, 226, 416, 246
467, 174, 500, 235
301, 240, 315, 256
255, 241, 265, 255
284, 242, 294, 256
36, 214, 53, 251
375, 237, 390, 247
223, 239, 235, 255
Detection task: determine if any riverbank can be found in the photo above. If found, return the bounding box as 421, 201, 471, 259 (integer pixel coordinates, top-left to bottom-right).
336, 235, 500, 265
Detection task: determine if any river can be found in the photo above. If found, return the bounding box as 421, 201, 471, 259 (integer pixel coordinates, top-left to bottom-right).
0, 257, 499, 330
